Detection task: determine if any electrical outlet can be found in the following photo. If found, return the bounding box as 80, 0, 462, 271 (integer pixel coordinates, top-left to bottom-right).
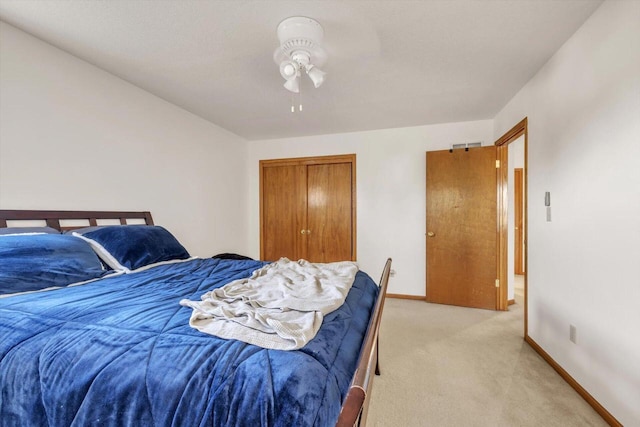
569, 324, 577, 344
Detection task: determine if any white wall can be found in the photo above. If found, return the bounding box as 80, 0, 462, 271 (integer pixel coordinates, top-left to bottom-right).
0, 22, 248, 257
494, 1, 640, 424
247, 120, 494, 295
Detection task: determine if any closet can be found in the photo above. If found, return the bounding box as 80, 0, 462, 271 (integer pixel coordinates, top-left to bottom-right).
260, 154, 356, 263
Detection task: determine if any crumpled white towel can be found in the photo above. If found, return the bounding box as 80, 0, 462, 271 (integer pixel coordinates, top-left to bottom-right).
179, 258, 358, 350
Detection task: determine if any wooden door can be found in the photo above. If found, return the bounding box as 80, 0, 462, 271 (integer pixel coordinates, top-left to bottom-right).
261, 165, 307, 261
260, 155, 356, 263
514, 168, 525, 275
307, 162, 353, 262
426, 146, 498, 310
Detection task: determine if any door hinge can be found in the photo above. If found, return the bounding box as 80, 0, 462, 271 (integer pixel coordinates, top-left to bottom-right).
495, 279, 500, 288
496, 160, 500, 168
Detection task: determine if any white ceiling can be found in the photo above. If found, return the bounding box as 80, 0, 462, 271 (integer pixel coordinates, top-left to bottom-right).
0, 0, 602, 141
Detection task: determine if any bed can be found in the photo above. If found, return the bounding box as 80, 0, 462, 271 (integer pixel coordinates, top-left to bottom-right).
0, 210, 391, 427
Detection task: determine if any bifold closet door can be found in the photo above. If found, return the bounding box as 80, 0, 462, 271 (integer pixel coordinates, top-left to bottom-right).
307, 162, 353, 262
260, 154, 356, 263
261, 165, 307, 261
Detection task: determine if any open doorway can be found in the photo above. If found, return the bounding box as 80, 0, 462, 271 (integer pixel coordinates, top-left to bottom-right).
507, 136, 525, 306
495, 118, 528, 335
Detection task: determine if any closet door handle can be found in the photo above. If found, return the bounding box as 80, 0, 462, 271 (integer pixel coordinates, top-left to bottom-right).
306, 229, 311, 234
301, 229, 307, 235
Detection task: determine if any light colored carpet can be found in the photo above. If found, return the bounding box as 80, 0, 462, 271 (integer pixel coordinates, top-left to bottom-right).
366, 298, 607, 427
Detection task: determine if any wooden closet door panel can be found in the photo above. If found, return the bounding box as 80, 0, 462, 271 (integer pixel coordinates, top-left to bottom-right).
307, 163, 353, 262
262, 165, 307, 261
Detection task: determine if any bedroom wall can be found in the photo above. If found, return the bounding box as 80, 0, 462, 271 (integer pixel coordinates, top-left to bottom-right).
493, 1, 640, 424
246, 120, 494, 296
0, 22, 248, 257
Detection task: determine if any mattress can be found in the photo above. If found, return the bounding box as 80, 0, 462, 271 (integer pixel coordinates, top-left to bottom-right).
0, 257, 378, 427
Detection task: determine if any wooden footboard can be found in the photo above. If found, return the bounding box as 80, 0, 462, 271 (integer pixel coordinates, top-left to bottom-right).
336, 258, 392, 427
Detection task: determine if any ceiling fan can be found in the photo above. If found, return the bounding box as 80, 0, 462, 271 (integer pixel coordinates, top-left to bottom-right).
273, 16, 327, 99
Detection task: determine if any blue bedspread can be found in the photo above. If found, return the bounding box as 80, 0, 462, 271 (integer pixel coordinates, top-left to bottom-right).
0, 258, 378, 427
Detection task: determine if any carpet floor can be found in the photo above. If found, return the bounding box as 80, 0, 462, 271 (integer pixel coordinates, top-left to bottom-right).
366, 297, 607, 426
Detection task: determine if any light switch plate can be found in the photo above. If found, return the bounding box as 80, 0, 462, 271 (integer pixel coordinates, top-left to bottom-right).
570, 325, 577, 344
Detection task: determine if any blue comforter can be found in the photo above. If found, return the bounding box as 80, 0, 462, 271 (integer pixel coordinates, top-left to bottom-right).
0, 258, 378, 427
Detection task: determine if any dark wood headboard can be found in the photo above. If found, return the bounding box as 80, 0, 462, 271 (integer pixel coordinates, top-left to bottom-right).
0, 210, 154, 231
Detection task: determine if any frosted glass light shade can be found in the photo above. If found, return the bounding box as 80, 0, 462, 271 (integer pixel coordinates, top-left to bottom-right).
279, 60, 299, 79
307, 66, 326, 88
284, 76, 299, 93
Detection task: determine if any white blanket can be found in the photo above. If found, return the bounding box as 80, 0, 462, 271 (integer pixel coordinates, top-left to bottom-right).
179, 258, 359, 350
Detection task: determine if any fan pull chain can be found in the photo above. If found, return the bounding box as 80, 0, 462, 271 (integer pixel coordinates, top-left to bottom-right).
289, 82, 303, 112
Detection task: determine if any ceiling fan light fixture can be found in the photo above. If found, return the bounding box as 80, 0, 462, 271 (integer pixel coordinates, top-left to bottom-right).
274, 16, 328, 103
290, 50, 311, 68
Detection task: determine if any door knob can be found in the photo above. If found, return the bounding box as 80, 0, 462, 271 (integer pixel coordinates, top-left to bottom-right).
306, 229, 311, 234
301, 229, 306, 235
427, 231, 435, 237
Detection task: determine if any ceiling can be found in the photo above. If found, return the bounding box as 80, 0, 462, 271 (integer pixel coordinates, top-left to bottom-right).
0, 0, 602, 141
